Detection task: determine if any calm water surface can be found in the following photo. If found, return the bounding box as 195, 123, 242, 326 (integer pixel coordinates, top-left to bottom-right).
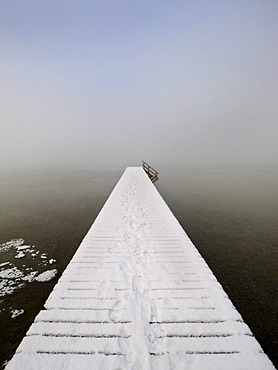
0, 167, 277, 368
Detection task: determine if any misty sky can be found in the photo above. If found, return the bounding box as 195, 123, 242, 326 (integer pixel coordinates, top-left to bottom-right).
1, 0, 277, 170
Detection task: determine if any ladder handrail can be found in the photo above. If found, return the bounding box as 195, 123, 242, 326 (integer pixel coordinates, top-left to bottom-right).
142, 161, 159, 182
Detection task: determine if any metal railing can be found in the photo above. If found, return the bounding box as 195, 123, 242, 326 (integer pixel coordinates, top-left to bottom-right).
142, 161, 159, 183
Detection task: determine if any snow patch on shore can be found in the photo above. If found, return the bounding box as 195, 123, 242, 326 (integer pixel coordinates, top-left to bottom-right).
0, 239, 58, 297
35, 269, 57, 282
11, 309, 24, 318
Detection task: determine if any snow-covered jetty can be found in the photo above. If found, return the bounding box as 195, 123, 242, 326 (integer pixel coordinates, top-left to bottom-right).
6, 167, 275, 369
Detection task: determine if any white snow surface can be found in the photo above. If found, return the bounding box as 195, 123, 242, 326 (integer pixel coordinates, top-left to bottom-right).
5, 168, 275, 370
0, 239, 24, 252
35, 269, 57, 282
11, 309, 24, 319
0, 239, 57, 297
15, 251, 25, 259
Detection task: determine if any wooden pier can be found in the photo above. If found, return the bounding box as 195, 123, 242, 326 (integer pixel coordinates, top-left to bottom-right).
6, 167, 275, 369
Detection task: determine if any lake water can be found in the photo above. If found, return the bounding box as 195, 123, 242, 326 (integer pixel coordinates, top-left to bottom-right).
0, 166, 277, 368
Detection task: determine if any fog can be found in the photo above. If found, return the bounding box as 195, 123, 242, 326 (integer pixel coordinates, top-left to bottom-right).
1, 1, 277, 170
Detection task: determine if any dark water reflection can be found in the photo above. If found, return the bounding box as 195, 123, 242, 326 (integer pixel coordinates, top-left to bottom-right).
0, 166, 277, 368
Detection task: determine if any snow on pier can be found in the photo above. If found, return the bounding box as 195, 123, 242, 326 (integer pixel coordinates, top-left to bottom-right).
6, 167, 275, 369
